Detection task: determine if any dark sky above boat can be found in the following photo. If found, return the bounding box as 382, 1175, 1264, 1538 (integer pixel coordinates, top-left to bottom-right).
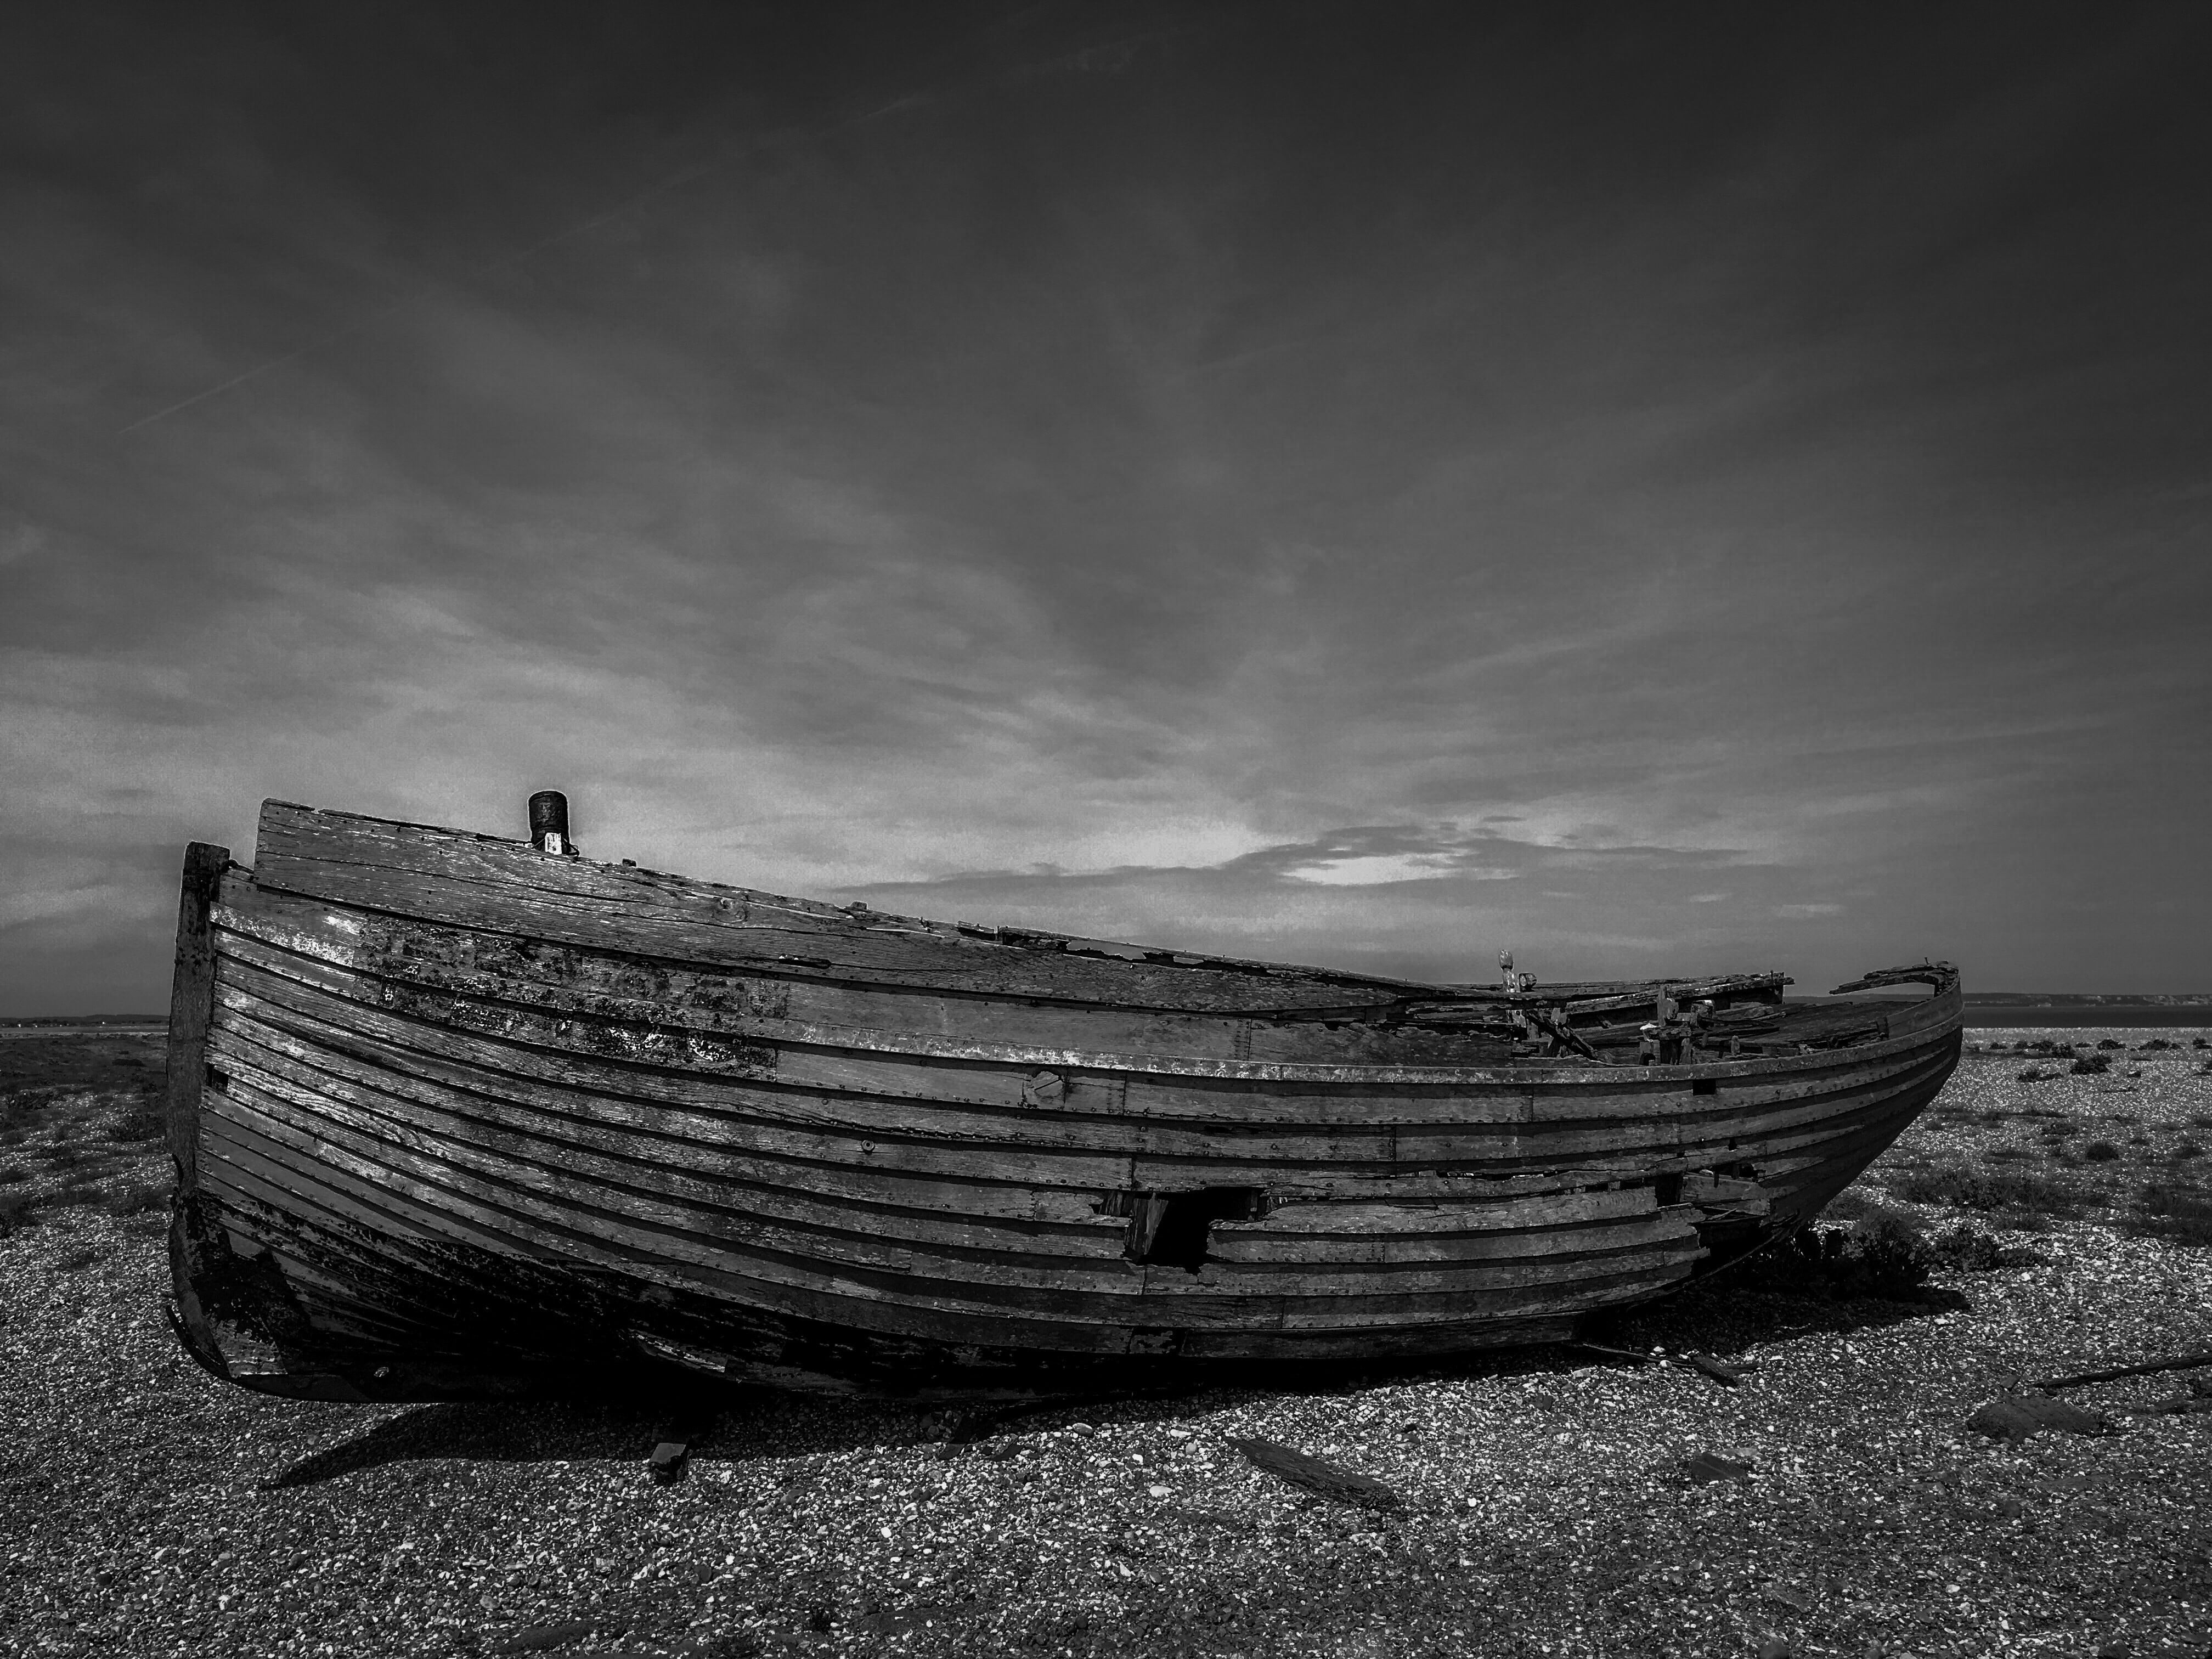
5, 1, 2210, 1011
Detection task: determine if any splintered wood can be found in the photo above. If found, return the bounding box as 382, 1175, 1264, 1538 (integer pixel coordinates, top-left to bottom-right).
1680, 1352, 1751, 1387
2029, 1350, 2212, 1392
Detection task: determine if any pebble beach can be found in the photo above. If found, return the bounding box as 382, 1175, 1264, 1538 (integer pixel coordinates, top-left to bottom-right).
4, 1030, 2210, 1659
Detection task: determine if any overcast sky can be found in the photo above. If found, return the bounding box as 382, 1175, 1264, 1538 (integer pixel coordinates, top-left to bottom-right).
5, 2, 2209, 1013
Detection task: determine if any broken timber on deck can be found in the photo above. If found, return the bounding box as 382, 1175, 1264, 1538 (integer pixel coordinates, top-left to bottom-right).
162, 798, 1964, 1403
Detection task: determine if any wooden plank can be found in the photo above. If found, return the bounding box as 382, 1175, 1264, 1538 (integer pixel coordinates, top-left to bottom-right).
191, 1108, 1115, 1350
1207, 1211, 1696, 1267
1249, 1187, 1656, 1233
248, 802, 1414, 1015
212, 934, 1945, 1159
197, 1155, 1601, 1372
198, 1060, 1703, 1327
214, 1043, 1697, 1278
1882, 985, 1966, 1039
205, 1071, 1704, 1304
1178, 1312, 1585, 1362
211, 1016, 1704, 1278
208, 1073, 1047, 1281
251, 802, 1473, 1001
216, 895, 1515, 1069
197, 1159, 671, 1358
179, 1199, 453, 1351
213, 901, 1536, 1092
208, 964, 1949, 1217
199, 1131, 1673, 1367
1739, 1076, 1951, 1196
1231, 1437, 1401, 1508
2032, 1351, 2212, 1392
217, 920, 1531, 1121
208, 1013, 1716, 1283
246, 804, 1957, 1070
215, 894, 1955, 1098
208, 1023, 1132, 1256
188, 1156, 1131, 1364
212, 973, 1832, 1196
208, 983, 1150, 1193
163, 842, 229, 1193
211, 1006, 1132, 1224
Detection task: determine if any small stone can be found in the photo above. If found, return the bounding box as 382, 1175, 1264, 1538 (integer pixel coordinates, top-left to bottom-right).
1757, 1638, 1793, 1659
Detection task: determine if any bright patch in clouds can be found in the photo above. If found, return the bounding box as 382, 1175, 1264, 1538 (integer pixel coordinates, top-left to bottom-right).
1283, 852, 1512, 887
1775, 902, 1844, 918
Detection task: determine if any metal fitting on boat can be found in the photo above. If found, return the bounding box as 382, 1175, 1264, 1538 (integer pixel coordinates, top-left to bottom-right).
528, 791, 578, 856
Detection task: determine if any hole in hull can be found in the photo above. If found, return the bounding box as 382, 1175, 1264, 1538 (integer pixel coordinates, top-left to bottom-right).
1124, 1187, 1267, 1272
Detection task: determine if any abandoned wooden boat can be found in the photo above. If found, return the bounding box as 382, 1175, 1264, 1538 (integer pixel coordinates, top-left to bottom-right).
162, 797, 1963, 1403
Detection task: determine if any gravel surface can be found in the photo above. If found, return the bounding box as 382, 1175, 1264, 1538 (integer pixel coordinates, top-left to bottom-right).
5, 1031, 2212, 1658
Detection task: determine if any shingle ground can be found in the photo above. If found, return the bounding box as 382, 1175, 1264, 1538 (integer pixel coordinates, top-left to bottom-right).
3, 1030, 2210, 1659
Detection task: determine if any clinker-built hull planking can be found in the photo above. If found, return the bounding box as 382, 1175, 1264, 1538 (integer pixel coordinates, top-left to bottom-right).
163, 801, 1962, 1403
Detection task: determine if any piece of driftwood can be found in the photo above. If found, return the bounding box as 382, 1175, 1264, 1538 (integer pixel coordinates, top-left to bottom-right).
1966, 1393, 2113, 1441
162, 842, 225, 1197
1575, 1340, 1656, 1364
493, 1619, 610, 1655
1575, 1342, 1756, 1387
2123, 1395, 2212, 1417
1229, 1436, 1401, 1509
1681, 1352, 1750, 1387
2029, 1351, 2212, 1393
155, 797, 1967, 1403
1683, 1450, 1754, 1483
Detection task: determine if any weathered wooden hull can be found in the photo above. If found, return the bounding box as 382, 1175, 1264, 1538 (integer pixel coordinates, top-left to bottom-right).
163, 803, 1962, 1403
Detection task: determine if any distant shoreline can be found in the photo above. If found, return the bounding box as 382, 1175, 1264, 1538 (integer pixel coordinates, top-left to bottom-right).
0, 1020, 166, 1039
1963, 1010, 2212, 1028
1962, 995, 2212, 1028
